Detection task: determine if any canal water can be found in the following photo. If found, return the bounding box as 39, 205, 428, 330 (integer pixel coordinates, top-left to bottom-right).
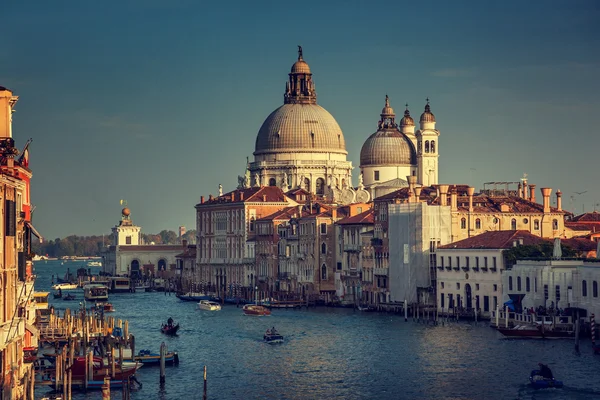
34, 261, 600, 399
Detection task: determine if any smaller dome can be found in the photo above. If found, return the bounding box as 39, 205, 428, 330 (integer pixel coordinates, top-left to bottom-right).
291, 60, 311, 74
400, 105, 414, 126
360, 131, 416, 166
420, 100, 436, 123
122, 207, 131, 217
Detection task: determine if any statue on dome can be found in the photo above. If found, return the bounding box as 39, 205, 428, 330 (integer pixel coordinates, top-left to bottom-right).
298, 45, 303, 59
254, 173, 260, 187
358, 172, 364, 189
281, 172, 289, 190
244, 169, 251, 188
218, 184, 223, 197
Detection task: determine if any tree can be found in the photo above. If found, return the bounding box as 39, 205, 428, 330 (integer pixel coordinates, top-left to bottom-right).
503, 242, 577, 269
182, 229, 197, 244
158, 230, 178, 245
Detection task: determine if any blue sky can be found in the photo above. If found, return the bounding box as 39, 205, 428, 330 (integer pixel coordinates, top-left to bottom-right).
2, 0, 599, 239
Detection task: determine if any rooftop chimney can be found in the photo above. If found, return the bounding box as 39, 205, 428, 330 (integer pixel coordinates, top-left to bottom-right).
438, 185, 449, 207
467, 187, 475, 213
523, 180, 528, 200
414, 186, 422, 200
240, 192, 244, 201
556, 190, 562, 211
231, 192, 235, 201
450, 187, 458, 211
262, 194, 267, 202
332, 208, 337, 219
200, 196, 205, 204
517, 183, 523, 198
208, 194, 213, 201
529, 184, 536, 203
541, 187, 552, 213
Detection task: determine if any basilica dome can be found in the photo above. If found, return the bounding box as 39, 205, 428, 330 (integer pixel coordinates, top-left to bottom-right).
254, 104, 347, 155
360, 131, 416, 166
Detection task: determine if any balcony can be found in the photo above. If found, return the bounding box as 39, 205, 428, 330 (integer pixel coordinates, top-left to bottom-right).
343, 244, 362, 253
0, 318, 25, 350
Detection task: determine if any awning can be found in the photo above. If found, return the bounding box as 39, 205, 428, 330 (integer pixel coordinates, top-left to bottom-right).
25, 323, 39, 337
25, 222, 42, 240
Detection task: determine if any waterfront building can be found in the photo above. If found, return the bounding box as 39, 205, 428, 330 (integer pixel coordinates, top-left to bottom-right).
0, 86, 39, 398
436, 230, 547, 318
101, 208, 186, 279
335, 208, 375, 306
194, 186, 297, 299
502, 259, 600, 316
564, 211, 600, 242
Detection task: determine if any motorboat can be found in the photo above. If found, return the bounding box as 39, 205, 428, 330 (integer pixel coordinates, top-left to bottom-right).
133, 349, 180, 365
177, 291, 211, 302
529, 370, 563, 389
48, 356, 141, 390
107, 277, 131, 293
497, 323, 574, 339
243, 304, 271, 316
263, 330, 284, 344
94, 302, 115, 313
83, 284, 109, 301
161, 323, 180, 335
51, 283, 78, 291
198, 300, 221, 311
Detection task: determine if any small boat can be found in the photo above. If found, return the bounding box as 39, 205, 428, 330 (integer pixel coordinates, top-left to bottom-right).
94, 302, 115, 313
198, 300, 221, 311
62, 293, 76, 301
177, 292, 211, 302
497, 324, 574, 339
47, 356, 141, 390
243, 304, 271, 316
133, 349, 180, 365
263, 330, 284, 344
53, 292, 62, 299
51, 283, 78, 291
529, 370, 563, 389
161, 323, 180, 335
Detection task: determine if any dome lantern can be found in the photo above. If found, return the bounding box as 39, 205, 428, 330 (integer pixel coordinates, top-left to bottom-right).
284, 46, 317, 105
419, 98, 436, 124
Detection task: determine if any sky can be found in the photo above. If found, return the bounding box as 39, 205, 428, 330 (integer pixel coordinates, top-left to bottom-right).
1, 0, 599, 239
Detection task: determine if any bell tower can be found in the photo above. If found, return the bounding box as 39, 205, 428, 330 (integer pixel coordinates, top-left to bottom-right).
416, 99, 440, 186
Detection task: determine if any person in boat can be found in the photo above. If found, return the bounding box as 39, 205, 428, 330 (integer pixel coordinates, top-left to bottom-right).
271, 326, 277, 335
538, 363, 553, 379
58, 288, 62, 297
167, 317, 174, 327
265, 329, 271, 336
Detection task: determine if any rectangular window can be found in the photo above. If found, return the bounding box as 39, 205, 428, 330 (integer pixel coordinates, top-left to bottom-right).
440, 293, 445, 309
5, 199, 16, 237
456, 256, 460, 268
126, 236, 132, 245
484, 257, 488, 268
484, 296, 489, 312
493, 284, 497, 292
475, 257, 479, 268
337, 262, 342, 271
493, 296, 498, 310
448, 257, 452, 267
440, 257, 444, 268
374, 171, 380, 181
555, 285, 561, 303
493, 257, 497, 269
320, 223, 327, 234
448, 294, 453, 309
466, 257, 470, 268
544, 284, 549, 300
475, 283, 479, 291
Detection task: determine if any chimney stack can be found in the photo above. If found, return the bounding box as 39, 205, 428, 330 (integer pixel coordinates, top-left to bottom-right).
529, 184, 536, 203
541, 187, 552, 213
231, 192, 235, 201
556, 190, 562, 211
262, 194, 267, 202
523, 180, 528, 200
414, 186, 422, 200
467, 187, 475, 213
240, 192, 244, 201
517, 183, 523, 198
450, 187, 458, 211
332, 208, 337, 219
438, 185, 449, 207
407, 176, 417, 203
201, 196, 205, 204
208, 194, 213, 201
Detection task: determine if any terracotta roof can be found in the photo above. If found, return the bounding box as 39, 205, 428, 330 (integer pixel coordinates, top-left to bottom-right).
565, 222, 598, 232
175, 245, 196, 258
571, 211, 600, 223
438, 230, 546, 250
257, 207, 299, 222
561, 238, 598, 252
197, 186, 291, 206
336, 209, 374, 225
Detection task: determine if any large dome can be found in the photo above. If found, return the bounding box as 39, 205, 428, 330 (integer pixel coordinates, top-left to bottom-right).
360, 130, 416, 166
254, 104, 347, 155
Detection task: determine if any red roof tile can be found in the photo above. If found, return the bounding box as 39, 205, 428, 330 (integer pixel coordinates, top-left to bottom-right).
197, 186, 291, 206
571, 211, 600, 223
438, 230, 547, 250
336, 209, 374, 225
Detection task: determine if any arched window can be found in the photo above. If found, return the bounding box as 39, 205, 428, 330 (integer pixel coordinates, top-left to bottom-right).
425, 140, 430, 153
594, 281, 598, 298
509, 276, 513, 291
475, 218, 481, 229
304, 178, 311, 192
582, 280, 588, 297
552, 219, 559, 230
511, 219, 517, 230
534, 220, 540, 230
249, 217, 255, 232
321, 264, 327, 280
517, 276, 521, 291
431, 140, 436, 153
526, 277, 530, 292
461, 218, 466, 229
269, 178, 276, 187
321, 243, 327, 254
316, 178, 325, 195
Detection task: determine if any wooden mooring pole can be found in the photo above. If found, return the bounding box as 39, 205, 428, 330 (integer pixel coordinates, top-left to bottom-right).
160, 342, 166, 385
203, 365, 208, 400
102, 376, 111, 400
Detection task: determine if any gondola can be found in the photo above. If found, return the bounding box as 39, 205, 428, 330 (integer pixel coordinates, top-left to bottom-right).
63, 293, 76, 301
161, 323, 180, 335
53, 291, 62, 299
529, 370, 563, 389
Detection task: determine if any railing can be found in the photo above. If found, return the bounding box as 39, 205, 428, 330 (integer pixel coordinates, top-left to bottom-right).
343, 244, 362, 252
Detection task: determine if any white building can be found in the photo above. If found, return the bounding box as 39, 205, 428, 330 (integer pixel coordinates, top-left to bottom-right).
436, 230, 547, 317
503, 259, 600, 315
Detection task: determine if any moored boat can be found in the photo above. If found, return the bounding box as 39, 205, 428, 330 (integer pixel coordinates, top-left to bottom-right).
177, 291, 211, 302
198, 300, 221, 311
83, 284, 109, 301
243, 304, 271, 316
51, 283, 78, 291
94, 302, 115, 313
497, 323, 574, 339
48, 356, 141, 390
133, 349, 180, 365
